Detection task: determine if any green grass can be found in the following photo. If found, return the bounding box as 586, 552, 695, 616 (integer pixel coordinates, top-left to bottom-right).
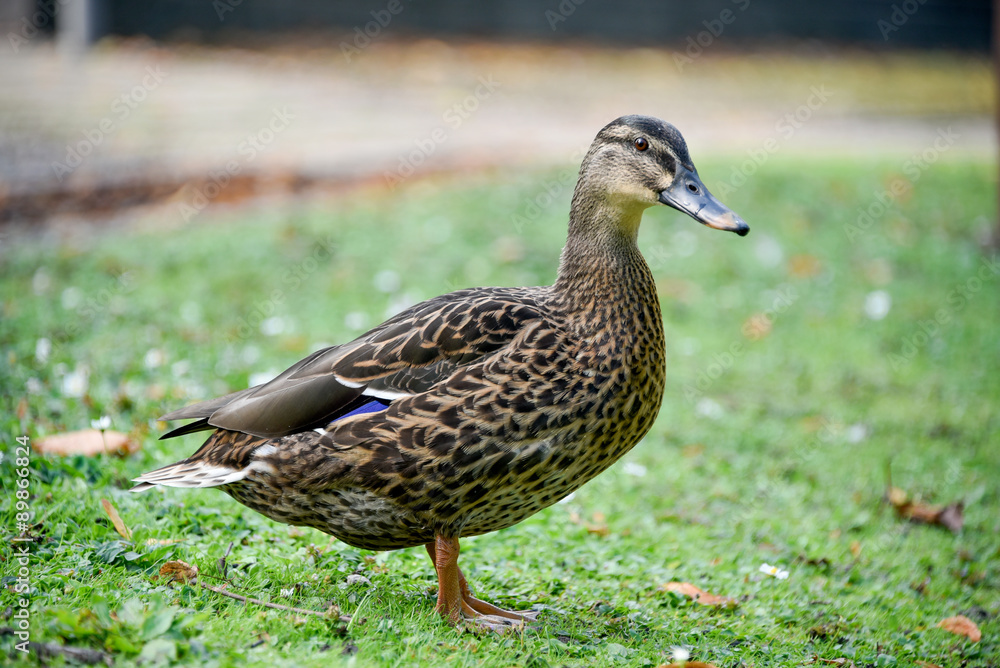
2, 156, 998, 667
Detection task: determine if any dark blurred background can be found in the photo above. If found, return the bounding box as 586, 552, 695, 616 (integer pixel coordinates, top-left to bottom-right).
4, 0, 991, 48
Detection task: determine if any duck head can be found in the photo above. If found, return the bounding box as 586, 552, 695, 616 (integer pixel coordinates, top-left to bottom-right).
576, 115, 749, 237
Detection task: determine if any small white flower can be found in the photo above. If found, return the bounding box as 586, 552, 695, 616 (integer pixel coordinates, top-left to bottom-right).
179, 301, 201, 325
144, 348, 166, 369
695, 397, 724, 420
61, 366, 89, 398
670, 646, 691, 662
61, 286, 83, 310
240, 345, 261, 365
845, 424, 867, 443
374, 269, 401, 294
345, 574, 371, 586
279, 587, 295, 598
759, 563, 790, 579
35, 338, 52, 364
32, 269, 52, 295
622, 461, 647, 477
754, 235, 784, 268
91, 415, 112, 430
864, 290, 891, 320
260, 316, 286, 336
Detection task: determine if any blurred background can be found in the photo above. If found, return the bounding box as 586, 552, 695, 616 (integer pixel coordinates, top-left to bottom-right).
0, 0, 993, 229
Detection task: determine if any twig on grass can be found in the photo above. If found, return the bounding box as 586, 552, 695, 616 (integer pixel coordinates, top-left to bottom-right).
200, 583, 354, 624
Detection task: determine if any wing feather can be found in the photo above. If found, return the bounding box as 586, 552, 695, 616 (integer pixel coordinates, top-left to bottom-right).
159, 288, 545, 439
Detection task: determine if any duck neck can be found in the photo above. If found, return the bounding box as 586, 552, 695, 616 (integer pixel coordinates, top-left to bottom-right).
553, 193, 656, 314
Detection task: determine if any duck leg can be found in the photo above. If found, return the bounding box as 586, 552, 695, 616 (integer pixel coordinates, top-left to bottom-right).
425, 535, 538, 631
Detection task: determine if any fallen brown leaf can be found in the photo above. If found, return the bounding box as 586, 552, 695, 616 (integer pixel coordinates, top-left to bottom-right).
100, 499, 132, 540
886, 485, 963, 533
659, 581, 737, 608
742, 313, 772, 340
568, 511, 610, 537
34, 429, 139, 457
849, 540, 862, 558
937, 614, 981, 642
158, 560, 199, 584
657, 663, 720, 668
788, 253, 822, 278
681, 443, 705, 458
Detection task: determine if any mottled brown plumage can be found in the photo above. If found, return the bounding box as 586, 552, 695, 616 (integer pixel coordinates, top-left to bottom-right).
133, 115, 748, 630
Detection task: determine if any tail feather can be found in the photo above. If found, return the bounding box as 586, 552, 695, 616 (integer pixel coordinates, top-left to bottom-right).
130, 459, 248, 491
131, 441, 278, 492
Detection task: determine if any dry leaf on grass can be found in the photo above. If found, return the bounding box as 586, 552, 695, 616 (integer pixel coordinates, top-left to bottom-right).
34, 429, 139, 457
788, 253, 822, 278
937, 615, 981, 642
886, 485, 963, 533
157, 560, 199, 583
659, 582, 737, 608
100, 499, 132, 540
741, 313, 772, 340
657, 663, 720, 668
568, 511, 610, 537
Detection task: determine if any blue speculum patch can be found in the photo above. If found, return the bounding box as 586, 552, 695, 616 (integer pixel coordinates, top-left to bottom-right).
336, 398, 392, 421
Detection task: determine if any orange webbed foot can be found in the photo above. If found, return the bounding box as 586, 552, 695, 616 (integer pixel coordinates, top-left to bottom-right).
425, 536, 537, 633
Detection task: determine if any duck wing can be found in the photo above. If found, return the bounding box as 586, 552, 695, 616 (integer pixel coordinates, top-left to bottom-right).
159, 287, 545, 439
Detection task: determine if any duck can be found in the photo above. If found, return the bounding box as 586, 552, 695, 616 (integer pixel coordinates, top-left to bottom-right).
132, 115, 748, 631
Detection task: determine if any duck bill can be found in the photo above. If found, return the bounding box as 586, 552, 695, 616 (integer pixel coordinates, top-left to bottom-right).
658, 167, 749, 236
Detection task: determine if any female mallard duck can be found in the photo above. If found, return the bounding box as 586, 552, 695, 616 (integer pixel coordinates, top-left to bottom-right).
133, 115, 748, 630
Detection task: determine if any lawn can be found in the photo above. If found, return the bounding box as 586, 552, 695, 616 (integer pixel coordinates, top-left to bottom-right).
1, 155, 998, 667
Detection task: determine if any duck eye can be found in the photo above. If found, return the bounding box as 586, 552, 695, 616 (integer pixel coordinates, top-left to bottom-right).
633, 137, 649, 151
